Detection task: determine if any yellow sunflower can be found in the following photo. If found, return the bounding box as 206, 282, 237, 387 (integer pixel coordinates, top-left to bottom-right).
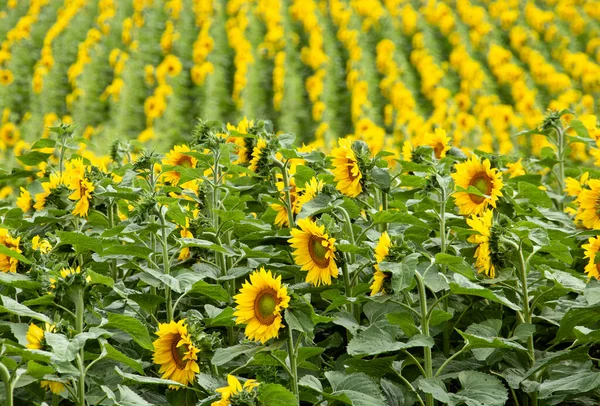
26, 323, 64, 394
249, 138, 267, 173
575, 179, 600, 229
371, 231, 391, 296
422, 128, 451, 159
32, 235, 52, 254
0, 228, 21, 273
152, 319, 200, 388
289, 218, 338, 286
16, 187, 32, 212
582, 237, 600, 280
565, 172, 588, 197
451, 155, 504, 216
466, 209, 495, 278
271, 175, 299, 228
233, 268, 290, 343
34, 173, 64, 211
212, 375, 260, 406
161, 145, 198, 185
331, 138, 362, 198
296, 177, 325, 211
505, 158, 526, 178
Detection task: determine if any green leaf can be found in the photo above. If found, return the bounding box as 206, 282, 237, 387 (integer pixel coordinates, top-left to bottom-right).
325, 372, 386, 406
103, 313, 154, 351
347, 324, 433, 356
115, 366, 184, 387
0, 244, 32, 264
435, 254, 474, 278
212, 343, 260, 366
87, 270, 114, 288
517, 182, 553, 208
118, 385, 153, 406
285, 306, 314, 335
451, 371, 508, 406
372, 211, 432, 229
386, 312, 419, 337
257, 383, 297, 406
450, 274, 520, 311
464, 319, 502, 361
371, 167, 391, 191
16, 151, 51, 166
0, 272, 40, 290
56, 231, 103, 254
569, 120, 590, 139
418, 378, 450, 404
103, 342, 144, 374
0, 296, 51, 323
102, 244, 154, 259
31, 139, 56, 150
185, 280, 229, 302
297, 194, 333, 219
539, 370, 600, 399
554, 305, 600, 343
44, 333, 77, 362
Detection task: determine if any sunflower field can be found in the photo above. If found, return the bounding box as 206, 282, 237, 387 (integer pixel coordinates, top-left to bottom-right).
1, 0, 600, 405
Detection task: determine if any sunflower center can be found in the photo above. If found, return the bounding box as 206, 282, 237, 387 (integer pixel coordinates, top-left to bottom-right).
346, 161, 359, 180
308, 236, 331, 268
469, 173, 492, 204
433, 142, 445, 159
254, 288, 279, 325
177, 156, 194, 168
170, 335, 187, 368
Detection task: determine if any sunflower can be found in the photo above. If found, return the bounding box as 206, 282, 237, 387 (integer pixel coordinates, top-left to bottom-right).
34, 173, 64, 211
233, 268, 290, 343
212, 375, 260, 406
422, 128, 451, 159
68, 178, 95, 217
0, 228, 21, 273
582, 237, 600, 280
152, 319, 200, 388
565, 172, 589, 197
575, 179, 600, 229
249, 137, 268, 173
505, 158, 525, 178
16, 187, 32, 212
271, 175, 299, 228
331, 138, 363, 198
466, 209, 496, 278
32, 235, 52, 254
289, 218, 338, 286
296, 177, 325, 211
162, 145, 198, 185
451, 155, 504, 216
370, 231, 391, 296
26, 323, 64, 394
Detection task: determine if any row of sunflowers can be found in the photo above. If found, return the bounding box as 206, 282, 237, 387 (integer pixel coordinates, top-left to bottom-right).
0, 110, 600, 404
0, 0, 599, 161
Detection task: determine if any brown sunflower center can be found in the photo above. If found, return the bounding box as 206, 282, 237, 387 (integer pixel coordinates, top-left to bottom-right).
433, 142, 445, 159
176, 155, 194, 168
346, 160, 359, 180
469, 173, 492, 204
308, 236, 330, 268
254, 288, 279, 325
170, 334, 187, 368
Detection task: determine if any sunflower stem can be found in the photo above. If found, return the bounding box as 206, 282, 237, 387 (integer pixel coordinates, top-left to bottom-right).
439, 186, 450, 358
279, 159, 295, 229
74, 288, 86, 406
415, 271, 433, 406
286, 325, 299, 403
381, 191, 388, 232
0, 361, 13, 406
107, 202, 118, 282
158, 209, 173, 323
553, 124, 565, 211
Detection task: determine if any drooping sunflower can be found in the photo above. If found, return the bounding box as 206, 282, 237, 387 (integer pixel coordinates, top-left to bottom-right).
152, 319, 200, 388
233, 268, 290, 343
212, 375, 260, 406
161, 145, 198, 186
371, 231, 391, 296
422, 128, 451, 159
0, 228, 21, 273
582, 237, 600, 280
26, 323, 64, 394
34, 173, 64, 211
289, 218, 338, 286
452, 155, 504, 216
466, 209, 496, 278
331, 138, 363, 198
575, 179, 600, 229
16, 187, 32, 212
249, 137, 268, 173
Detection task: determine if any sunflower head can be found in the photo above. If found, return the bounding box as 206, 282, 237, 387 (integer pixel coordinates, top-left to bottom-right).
370, 231, 396, 296
575, 179, 600, 229
582, 237, 600, 280
0, 228, 21, 273
153, 319, 200, 388
422, 128, 451, 159
451, 155, 504, 216
212, 375, 260, 406
162, 145, 198, 185
466, 209, 506, 278
249, 137, 270, 174
331, 138, 370, 198
26, 323, 55, 350
234, 268, 290, 343
289, 218, 338, 286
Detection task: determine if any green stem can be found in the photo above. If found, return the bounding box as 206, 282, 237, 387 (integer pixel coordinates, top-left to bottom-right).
158, 210, 173, 322
434, 345, 468, 378
74, 288, 86, 406
107, 203, 118, 282
439, 188, 450, 358
279, 160, 295, 229
415, 272, 433, 406
287, 326, 299, 403
0, 362, 13, 406
554, 125, 565, 210
341, 259, 355, 318
392, 367, 425, 406
381, 191, 388, 232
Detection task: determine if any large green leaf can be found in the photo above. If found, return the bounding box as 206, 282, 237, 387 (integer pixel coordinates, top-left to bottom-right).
348, 324, 433, 356
185, 280, 229, 302
451, 371, 508, 406
103, 313, 154, 351
0, 244, 32, 265
212, 343, 260, 366
325, 371, 386, 406
0, 272, 40, 290
450, 274, 520, 311
257, 383, 297, 406
115, 367, 184, 387
0, 296, 51, 323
